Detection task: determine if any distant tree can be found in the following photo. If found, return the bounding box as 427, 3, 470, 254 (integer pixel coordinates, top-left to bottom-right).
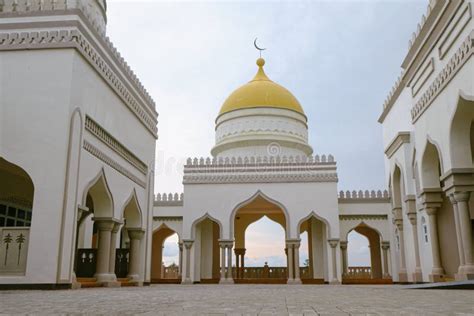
304, 259, 310, 267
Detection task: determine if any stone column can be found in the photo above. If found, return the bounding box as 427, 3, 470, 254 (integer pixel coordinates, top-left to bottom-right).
234, 248, 245, 279
293, 240, 301, 283
93, 218, 116, 284
453, 192, 474, 278
226, 244, 234, 283
340, 241, 348, 277
127, 228, 145, 284
425, 206, 444, 281
286, 241, 294, 283
407, 211, 423, 282
328, 239, 340, 284
178, 242, 183, 278
393, 207, 408, 282
240, 249, 245, 278
381, 241, 391, 279
182, 240, 193, 284
108, 220, 123, 277
219, 243, 226, 283
450, 195, 465, 277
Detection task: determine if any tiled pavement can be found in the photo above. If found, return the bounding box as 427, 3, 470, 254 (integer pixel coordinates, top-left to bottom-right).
0, 284, 473, 315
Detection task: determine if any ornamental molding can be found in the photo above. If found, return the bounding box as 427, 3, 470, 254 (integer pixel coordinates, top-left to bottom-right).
154, 193, 184, 206
411, 30, 474, 122
0, 24, 158, 137
85, 115, 147, 175
384, 132, 411, 159
83, 140, 146, 188
339, 214, 389, 221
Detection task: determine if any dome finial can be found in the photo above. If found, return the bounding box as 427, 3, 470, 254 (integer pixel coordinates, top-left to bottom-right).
254, 37, 266, 59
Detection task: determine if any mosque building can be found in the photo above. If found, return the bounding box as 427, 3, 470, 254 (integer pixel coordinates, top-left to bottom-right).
0, 0, 472, 289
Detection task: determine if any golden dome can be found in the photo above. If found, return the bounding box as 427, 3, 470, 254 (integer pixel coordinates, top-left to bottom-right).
218, 58, 305, 116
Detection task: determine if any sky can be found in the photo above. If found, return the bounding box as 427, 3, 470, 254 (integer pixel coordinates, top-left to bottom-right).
106, 0, 427, 267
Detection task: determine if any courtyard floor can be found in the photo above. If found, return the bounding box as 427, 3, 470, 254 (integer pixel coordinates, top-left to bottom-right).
0, 284, 473, 315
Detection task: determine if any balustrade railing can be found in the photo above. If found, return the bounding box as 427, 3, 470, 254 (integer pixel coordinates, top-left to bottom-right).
162, 265, 179, 279
343, 266, 372, 279
230, 266, 311, 279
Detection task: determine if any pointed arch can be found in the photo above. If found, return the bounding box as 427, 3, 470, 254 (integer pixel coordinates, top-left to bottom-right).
449, 91, 474, 168
121, 188, 143, 229
420, 137, 443, 189
191, 212, 223, 240
391, 163, 404, 209
345, 221, 383, 241
229, 190, 290, 238
81, 168, 114, 218
296, 211, 331, 238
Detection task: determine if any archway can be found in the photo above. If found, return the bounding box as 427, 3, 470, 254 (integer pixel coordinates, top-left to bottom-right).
233, 193, 290, 284
75, 170, 115, 284
191, 216, 221, 283
0, 158, 34, 275
343, 223, 383, 284
151, 225, 181, 283
120, 192, 144, 282
420, 140, 460, 280
298, 215, 328, 284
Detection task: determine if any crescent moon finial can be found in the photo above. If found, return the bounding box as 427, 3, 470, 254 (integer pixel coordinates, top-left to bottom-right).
254, 38, 266, 58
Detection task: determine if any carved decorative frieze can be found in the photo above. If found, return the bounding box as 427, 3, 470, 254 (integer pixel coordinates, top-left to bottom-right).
83, 140, 146, 188
184, 172, 338, 185
153, 216, 183, 222
0, 28, 158, 137
339, 214, 388, 221
85, 116, 147, 175
411, 31, 474, 122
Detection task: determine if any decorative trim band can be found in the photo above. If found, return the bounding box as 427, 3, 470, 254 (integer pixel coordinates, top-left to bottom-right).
183, 173, 338, 185
0, 28, 158, 137
339, 214, 388, 221
85, 116, 147, 175
83, 140, 146, 188
411, 31, 474, 122
384, 132, 411, 158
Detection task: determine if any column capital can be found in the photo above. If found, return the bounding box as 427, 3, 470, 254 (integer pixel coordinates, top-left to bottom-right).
328, 238, 340, 248
453, 192, 471, 203
218, 239, 234, 248
234, 248, 246, 255
93, 217, 121, 231
340, 241, 348, 250
381, 241, 390, 250
112, 220, 124, 233
393, 219, 403, 231
419, 189, 443, 209
392, 207, 402, 220
127, 228, 145, 240
407, 212, 417, 225
182, 239, 194, 249
424, 207, 438, 216
285, 238, 301, 247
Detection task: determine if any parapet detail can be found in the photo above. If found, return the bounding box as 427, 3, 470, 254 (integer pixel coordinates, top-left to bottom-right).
0, 0, 158, 136
338, 190, 390, 203
155, 193, 184, 206
185, 155, 335, 167
0, 0, 107, 35
183, 155, 338, 184
407, 0, 438, 50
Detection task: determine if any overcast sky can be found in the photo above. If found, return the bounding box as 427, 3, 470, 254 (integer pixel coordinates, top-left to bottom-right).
106, 0, 427, 267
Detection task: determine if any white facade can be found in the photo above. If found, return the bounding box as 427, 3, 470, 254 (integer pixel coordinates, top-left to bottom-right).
0, 0, 157, 288
380, 0, 474, 282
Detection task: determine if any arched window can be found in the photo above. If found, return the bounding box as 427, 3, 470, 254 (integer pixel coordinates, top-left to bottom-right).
421, 216, 428, 243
